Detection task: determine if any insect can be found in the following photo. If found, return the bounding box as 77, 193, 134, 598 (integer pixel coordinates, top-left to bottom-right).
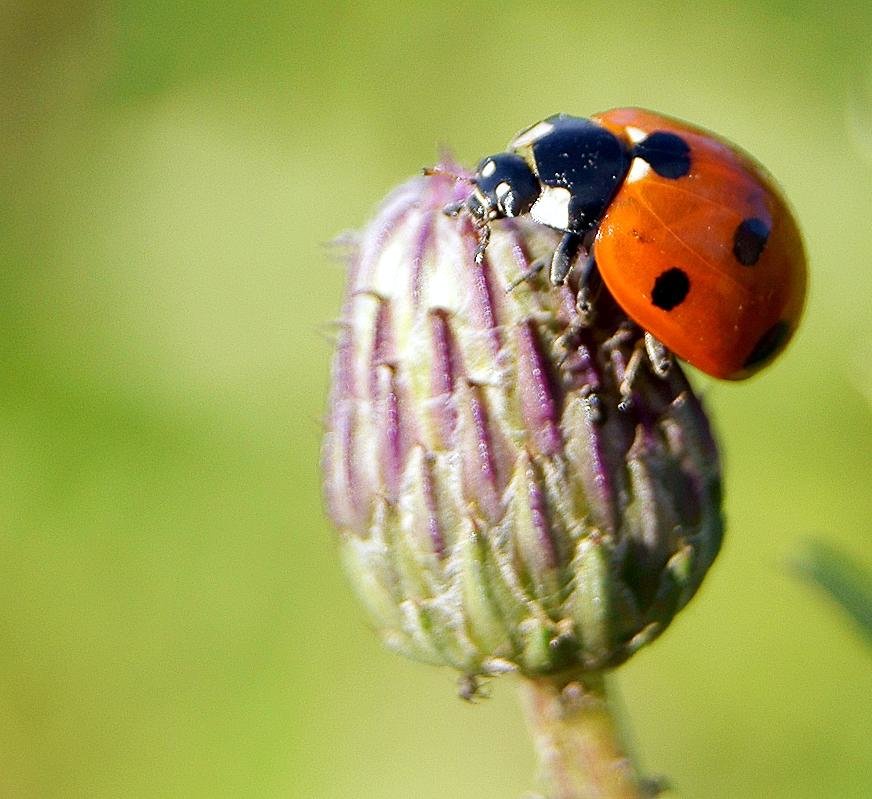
447, 108, 807, 380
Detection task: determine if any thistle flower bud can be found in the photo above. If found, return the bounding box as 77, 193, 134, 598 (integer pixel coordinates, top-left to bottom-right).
322, 164, 723, 677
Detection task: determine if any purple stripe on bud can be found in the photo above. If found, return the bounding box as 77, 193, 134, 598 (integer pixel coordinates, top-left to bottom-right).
418, 451, 447, 558
410, 214, 433, 309
523, 455, 558, 571
580, 397, 619, 534
369, 298, 394, 401
374, 364, 404, 501
516, 321, 563, 457
429, 309, 461, 448
462, 382, 503, 521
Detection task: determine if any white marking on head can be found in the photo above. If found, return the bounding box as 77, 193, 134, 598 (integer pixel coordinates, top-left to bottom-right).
510, 120, 555, 149
625, 126, 647, 144
480, 159, 497, 178
480, 160, 497, 178
495, 181, 511, 200
625, 157, 651, 183
530, 185, 571, 230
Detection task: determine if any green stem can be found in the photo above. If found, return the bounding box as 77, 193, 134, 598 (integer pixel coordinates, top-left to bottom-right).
520, 673, 649, 799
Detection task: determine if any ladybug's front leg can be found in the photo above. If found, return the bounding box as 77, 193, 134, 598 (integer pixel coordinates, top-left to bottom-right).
472, 220, 491, 264
573, 248, 598, 323
549, 231, 581, 285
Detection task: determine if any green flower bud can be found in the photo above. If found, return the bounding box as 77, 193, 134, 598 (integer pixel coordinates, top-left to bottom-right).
322, 165, 723, 677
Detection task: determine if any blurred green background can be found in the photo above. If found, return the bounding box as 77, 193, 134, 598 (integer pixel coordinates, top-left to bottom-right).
1, 1, 870, 797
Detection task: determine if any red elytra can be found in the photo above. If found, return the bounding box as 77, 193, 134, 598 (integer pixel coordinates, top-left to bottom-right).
591, 108, 807, 379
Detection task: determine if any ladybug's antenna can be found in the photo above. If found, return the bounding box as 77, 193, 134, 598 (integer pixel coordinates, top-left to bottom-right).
422, 165, 470, 183
424, 162, 490, 262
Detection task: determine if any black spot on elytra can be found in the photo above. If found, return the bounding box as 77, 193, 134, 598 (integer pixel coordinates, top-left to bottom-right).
733, 217, 770, 266
651, 267, 690, 310
743, 320, 790, 369
633, 132, 691, 179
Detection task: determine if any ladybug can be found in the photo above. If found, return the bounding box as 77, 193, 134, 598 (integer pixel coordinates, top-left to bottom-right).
454, 108, 807, 380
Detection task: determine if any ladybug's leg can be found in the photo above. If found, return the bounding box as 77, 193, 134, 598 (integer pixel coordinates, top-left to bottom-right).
644, 332, 672, 377
505, 257, 548, 292
554, 252, 598, 355
618, 332, 673, 408
574, 248, 598, 323
619, 343, 645, 409
506, 232, 587, 294
439, 199, 492, 264
442, 200, 465, 217
554, 244, 603, 358
549, 231, 581, 285
473, 220, 491, 264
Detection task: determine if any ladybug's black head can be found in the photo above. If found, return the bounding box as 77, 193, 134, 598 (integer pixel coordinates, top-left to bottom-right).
468, 153, 540, 221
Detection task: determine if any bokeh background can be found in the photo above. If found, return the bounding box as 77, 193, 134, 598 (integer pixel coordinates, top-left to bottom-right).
1, 1, 870, 797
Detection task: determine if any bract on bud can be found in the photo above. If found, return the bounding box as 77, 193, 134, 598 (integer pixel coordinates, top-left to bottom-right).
322, 165, 723, 677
